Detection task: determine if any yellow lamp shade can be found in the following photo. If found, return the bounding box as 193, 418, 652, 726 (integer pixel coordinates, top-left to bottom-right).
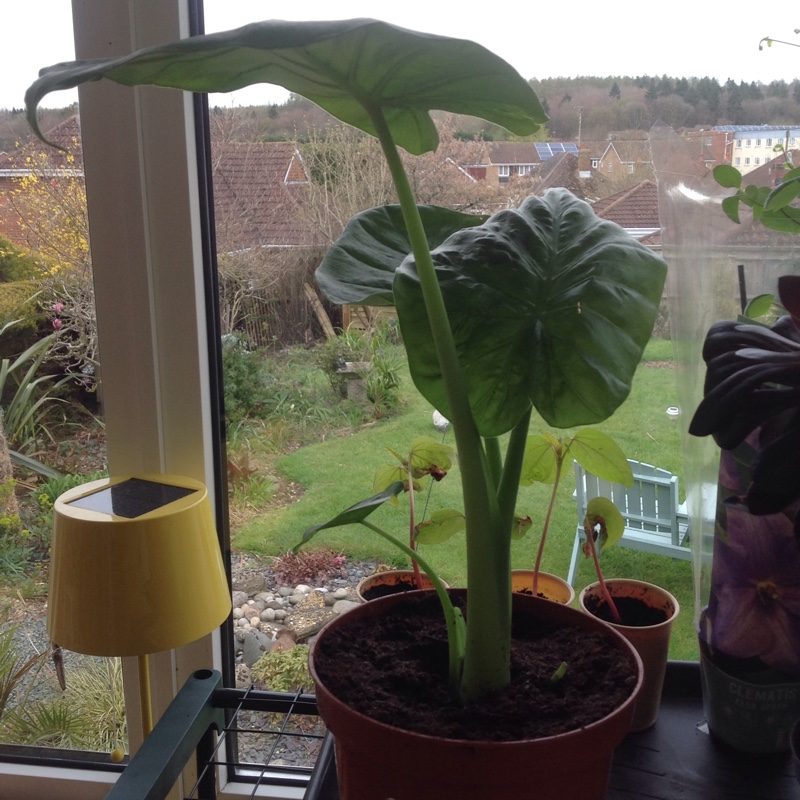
48, 474, 231, 657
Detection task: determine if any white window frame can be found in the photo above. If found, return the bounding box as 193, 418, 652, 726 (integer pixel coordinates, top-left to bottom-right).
736, 140, 742, 148
0, 1, 239, 797
517, 165, 526, 176
498, 165, 510, 177
767, 138, 773, 146
746, 139, 752, 146
744, 157, 751, 166
755, 157, 760, 165
735, 157, 741, 166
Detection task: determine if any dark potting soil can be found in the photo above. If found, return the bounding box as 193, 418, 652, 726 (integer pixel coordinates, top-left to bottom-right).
312, 592, 638, 742
361, 578, 420, 601
584, 595, 667, 627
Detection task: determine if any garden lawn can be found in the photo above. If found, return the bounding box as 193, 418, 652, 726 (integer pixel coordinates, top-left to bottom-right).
233, 338, 698, 660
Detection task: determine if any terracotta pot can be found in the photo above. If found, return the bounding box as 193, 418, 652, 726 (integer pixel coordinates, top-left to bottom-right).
356, 569, 441, 602
579, 579, 679, 732
310, 590, 643, 800
511, 569, 575, 604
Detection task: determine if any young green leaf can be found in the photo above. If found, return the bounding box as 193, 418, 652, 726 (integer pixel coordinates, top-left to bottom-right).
569, 428, 634, 485
414, 509, 466, 544
519, 435, 559, 485
585, 496, 625, 549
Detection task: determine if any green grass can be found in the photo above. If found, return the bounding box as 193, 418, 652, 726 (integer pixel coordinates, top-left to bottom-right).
233, 336, 698, 660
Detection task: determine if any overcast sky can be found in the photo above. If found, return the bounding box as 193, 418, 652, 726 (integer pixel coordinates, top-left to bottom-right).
5, 1, 800, 111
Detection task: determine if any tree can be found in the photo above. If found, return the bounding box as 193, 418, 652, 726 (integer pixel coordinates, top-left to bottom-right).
609, 82, 621, 101
9, 138, 97, 387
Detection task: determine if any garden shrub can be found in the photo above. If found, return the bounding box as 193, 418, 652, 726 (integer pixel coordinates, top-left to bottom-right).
0, 281, 40, 335
271, 548, 348, 586
251, 645, 312, 693
222, 334, 269, 431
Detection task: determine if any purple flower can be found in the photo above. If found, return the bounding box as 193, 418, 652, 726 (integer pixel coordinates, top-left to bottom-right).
52, 318, 63, 331
708, 501, 800, 673
52, 302, 65, 315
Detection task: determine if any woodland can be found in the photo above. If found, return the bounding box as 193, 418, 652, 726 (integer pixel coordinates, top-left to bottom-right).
2, 74, 800, 152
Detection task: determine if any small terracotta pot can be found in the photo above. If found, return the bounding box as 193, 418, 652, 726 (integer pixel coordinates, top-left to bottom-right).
511, 569, 575, 605
356, 569, 441, 602
579, 579, 679, 732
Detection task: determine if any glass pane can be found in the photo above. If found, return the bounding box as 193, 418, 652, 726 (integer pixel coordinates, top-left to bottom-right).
0, 5, 118, 758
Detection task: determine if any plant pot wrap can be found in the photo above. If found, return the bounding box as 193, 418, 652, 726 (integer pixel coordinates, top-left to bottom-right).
511, 569, 575, 605
700, 436, 800, 752
310, 590, 643, 800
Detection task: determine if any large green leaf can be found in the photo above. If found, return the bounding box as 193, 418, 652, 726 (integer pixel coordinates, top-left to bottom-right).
315, 205, 485, 305
394, 189, 667, 435
26, 20, 546, 156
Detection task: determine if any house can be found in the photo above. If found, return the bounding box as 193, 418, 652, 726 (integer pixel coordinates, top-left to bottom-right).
591, 180, 661, 241
463, 140, 579, 183
716, 125, 800, 175
1, 117, 321, 252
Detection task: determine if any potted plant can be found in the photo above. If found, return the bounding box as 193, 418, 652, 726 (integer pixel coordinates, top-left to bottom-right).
575, 499, 680, 731
512, 427, 632, 604
26, 19, 667, 797
356, 435, 461, 600
688, 267, 800, 753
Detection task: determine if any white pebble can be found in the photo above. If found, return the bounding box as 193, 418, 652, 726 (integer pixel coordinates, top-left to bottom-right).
294, 584, 312, 594
232, 607, 244, 620
237, 618, 249, 628
333, 588, 348, 600
250, 616, 261, 627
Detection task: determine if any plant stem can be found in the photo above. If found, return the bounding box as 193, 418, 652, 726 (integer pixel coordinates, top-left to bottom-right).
533, 456, 562, 596
367, 106, 510, 701
406, 460, 423, 590
583, 519, 622, 624
362, 520, 464, 688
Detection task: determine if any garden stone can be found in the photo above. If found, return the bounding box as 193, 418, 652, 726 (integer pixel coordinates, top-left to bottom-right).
232, 607, 245, 620
234, 573, 268, 595
232, 591, 249, 607
278, 587, 294, 597
294, 584, 312, 594
332, 599, 361, 616
261, 608, 276, 622
274, 609, 287, 621
333, 588, 349, 600
241, 629, 272, 666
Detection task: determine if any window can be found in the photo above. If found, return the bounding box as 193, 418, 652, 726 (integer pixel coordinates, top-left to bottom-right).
746, 139, 752, 146
735, 157, 741, 166
627, 164, 635, 174
0, 3, 227, 797
498, 165, 510, 181
766, 156, 772, 163
705, 137, 712, 146
744, 158, 751, 166
767, 138, 773, 146
736, 140, 742, 148
756, 139, 761, 146
792, 138, 797, 146
517, 165, 526, 176
591, 158, 599, 168
755, 157, 760, 165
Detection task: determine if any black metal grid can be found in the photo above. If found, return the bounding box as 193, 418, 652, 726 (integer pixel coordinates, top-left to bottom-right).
188, 685, 326, 799
106, 670, 331, 800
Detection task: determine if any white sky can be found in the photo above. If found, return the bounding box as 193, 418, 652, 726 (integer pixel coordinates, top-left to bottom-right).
4, 1, 800, 111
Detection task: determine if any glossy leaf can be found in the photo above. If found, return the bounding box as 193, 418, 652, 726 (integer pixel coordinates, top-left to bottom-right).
743, 293, 778, 320
765, 176, 800, 211
26, 19, 546, 156
714, 164, 742, 190
316, 205, 485, 306
721, 195, 741, 224
394, 189, 667, 435
407, 436, 455, 474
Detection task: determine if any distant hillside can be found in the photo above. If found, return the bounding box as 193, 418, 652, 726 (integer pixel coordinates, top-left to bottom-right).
10, 75, 800, 152
530, 76, 800, 140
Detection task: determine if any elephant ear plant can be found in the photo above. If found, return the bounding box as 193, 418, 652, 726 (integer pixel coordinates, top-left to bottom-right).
26, 19, 667, 705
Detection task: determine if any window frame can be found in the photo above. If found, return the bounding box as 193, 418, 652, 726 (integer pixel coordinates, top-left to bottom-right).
0, 0, 240, 797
